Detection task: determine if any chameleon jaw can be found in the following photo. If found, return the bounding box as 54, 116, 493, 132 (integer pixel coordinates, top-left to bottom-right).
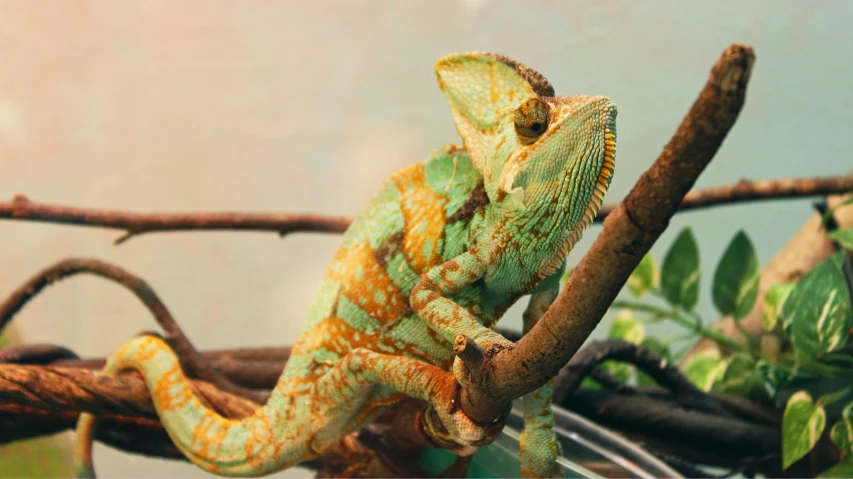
538, 126, 616, 278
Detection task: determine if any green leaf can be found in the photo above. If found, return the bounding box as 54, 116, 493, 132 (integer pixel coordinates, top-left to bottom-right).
681, 348, 725, 392
821, 197, 853, 228
627, 253, 659, 298
640, 337, 671, 360
581, 377, 604, 390
828, 228, 853, 250
830, 402, 853, 456
712, 230, 760, 320
818, 459, 853, 478
714, 353, 754, 395
609, 310, 644, 344
818, 386, 852, 408
763, 282, 796, 332
783, 391, 827, 469
783, 253, 853, 359
661, 227, 701, 311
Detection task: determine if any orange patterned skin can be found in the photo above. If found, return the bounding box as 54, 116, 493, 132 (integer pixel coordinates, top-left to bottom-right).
73, 53, 617, 478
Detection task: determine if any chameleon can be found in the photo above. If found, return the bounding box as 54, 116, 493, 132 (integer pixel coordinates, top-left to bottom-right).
72, 52, 617, 478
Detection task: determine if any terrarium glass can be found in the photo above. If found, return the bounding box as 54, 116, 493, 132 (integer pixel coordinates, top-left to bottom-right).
417, 402, 683, 478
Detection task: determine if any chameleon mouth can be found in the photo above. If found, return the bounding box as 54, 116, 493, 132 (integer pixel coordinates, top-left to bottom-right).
566, 129, 616, 247
582, 129, 617, 227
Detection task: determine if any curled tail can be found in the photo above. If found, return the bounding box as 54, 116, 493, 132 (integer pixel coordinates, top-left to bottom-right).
74, 335, 307, 478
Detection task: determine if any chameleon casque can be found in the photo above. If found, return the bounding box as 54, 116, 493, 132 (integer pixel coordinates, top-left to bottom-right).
72, 52, 617, 478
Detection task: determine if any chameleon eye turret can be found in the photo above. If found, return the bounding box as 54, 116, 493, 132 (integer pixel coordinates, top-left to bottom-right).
514, 98, 551, 145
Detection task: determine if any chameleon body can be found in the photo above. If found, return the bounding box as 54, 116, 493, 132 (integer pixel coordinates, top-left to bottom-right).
73, 53, 617, 478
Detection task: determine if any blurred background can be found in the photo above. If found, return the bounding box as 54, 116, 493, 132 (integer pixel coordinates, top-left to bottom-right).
0, 1, 851, 477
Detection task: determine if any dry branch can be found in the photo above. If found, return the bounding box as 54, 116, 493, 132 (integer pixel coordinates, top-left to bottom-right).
0, 364, 259, 418
2, 176, 852, 243
0, 403, 186, 461
1, 343, 785, 476
0, 257, 268, 402
553, 339, 731, 418
566, 389, 780, 467
0, 194, 351, 244
661, 175, 853, 215
459, 44, 756, 423
2, 343, 289, 392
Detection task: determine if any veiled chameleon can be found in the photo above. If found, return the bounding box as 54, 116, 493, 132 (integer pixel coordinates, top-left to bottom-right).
74, 52, 616, 478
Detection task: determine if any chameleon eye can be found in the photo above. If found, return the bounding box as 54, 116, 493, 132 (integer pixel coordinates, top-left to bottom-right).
514, 98, 550, 145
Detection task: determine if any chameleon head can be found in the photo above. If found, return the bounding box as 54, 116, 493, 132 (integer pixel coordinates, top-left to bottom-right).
436, 53, 617, 276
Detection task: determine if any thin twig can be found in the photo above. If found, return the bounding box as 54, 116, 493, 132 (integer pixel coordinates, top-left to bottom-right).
0, 343, 79, 364
458, 44, 756, 423
0, 257, 268, 402
0, 194, 351, 244
663, 175, 853, 215
3, 176, 852, 244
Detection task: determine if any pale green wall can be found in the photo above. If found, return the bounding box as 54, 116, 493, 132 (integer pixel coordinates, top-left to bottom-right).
0, 1, 851, 477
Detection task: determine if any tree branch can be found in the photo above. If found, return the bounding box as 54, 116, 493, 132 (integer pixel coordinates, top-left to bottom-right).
552, 339, 731, 418
0, 403, 187, 461
0, 349, 787, 476
3, 175, 851, 244
0, 194, 351, 244
2, 343, 288, 393
0, 365, 259, 419
660, 175, 853, 215
0, 257, 268, 402
564, 388, 780, 464
460, 44, 756, 422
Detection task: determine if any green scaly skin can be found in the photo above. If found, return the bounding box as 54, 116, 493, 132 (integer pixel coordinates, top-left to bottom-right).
72, 53, 617, 478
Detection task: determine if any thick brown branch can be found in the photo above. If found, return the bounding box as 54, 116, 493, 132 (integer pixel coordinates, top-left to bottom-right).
564, 389, 780, 462
0, 258, 267, 402
0, 403, 186, 461
0, 341, 786, 477
552, 339, 731, 418
0, 194, 350, 244
3, 176, 852, 244
460, 44, 756, 422
2, 343, 289, 393
0, 365, 259, 418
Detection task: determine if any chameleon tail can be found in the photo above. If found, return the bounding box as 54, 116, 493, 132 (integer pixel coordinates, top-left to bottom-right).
74, 335, 302, 478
